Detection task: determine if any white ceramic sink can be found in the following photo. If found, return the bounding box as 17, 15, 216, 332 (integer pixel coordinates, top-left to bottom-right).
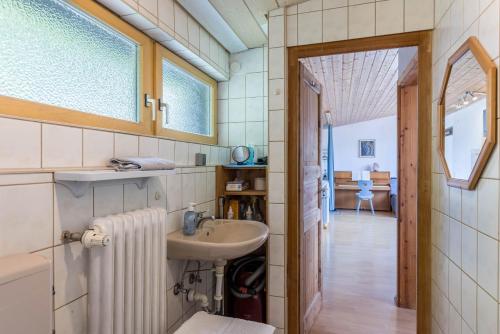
167, 219, 269, 261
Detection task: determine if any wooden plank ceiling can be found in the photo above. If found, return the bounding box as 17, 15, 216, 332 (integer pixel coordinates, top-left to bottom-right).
302, 49, 399, 127
444, 49, 486, 114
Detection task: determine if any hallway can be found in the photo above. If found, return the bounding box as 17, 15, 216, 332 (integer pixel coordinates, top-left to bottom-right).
310, 211, 416, 334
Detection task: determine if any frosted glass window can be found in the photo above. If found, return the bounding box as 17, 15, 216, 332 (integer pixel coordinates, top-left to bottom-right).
162, 59, 212, 136
0, 0, 139, 122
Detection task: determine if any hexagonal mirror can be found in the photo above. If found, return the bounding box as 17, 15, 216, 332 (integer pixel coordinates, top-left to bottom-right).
438, 37, 497, 190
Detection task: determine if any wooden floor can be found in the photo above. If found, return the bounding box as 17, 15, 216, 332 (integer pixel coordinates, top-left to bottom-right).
310, 210, 416, 334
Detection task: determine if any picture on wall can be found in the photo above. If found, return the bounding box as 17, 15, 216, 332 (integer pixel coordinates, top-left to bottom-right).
359, 139, 376, 158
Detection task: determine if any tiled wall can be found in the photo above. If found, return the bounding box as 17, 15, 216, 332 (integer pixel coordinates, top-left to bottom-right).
0, 117, 230, 334
266, 0, 434, 332
97, 0, 230, 80
431, 0, 500, 333
217, 47, 269, 160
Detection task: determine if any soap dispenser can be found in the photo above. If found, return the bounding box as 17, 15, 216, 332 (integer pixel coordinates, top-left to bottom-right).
183, 202, 198, 236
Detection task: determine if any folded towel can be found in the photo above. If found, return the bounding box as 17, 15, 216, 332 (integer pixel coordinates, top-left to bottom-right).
175, 311, 276, 334
108, 157, 175, 171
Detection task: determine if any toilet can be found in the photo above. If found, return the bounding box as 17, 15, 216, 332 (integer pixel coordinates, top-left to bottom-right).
0, 253, 51, 334
175, 311, 276, 334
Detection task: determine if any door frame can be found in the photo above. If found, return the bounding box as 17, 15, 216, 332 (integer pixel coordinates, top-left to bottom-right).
287, 31, 433, 333
397, 55, 419, 309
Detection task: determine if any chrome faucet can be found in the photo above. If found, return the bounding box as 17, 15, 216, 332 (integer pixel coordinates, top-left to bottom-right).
196, 213, 215, 229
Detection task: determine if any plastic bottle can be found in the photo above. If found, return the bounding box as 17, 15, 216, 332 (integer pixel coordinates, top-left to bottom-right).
245, 205, 253, 220
227, 206, 234, 219
183, 202, 197, 236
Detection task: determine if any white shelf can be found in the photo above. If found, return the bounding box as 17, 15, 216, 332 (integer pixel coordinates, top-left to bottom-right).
54, 169, 175, 197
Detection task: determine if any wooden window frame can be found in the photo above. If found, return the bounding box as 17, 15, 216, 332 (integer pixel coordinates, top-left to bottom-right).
154, 44, 218, 145
0, 0, 154, 136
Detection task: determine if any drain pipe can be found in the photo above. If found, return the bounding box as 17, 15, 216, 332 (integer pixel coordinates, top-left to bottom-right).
214, 259, 227, 314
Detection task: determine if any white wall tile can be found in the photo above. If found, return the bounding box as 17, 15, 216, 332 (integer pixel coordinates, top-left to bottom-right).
139, 136, 159, 157
159, 139, 175, 161
348, 3, 375, 39
298, 0, 322, 12
0, 118, 41, 169
42, 124, 82, 168
148, 176, 167, 209
187, 143, 201, 166
93, 184, 124, 217
269, 48, 285, 79
477, 233, 498, 297
0, 183, 53, 256
405, 0, 434, 32
114, 133, 139, 157
462, 272, 477, 330
477, 179, 499, 239
376, 0, 404, 35
174, 142, 189, 165
124, 183, 148, 211
449, 187, 461, 221
158, 0, 174, 29
54, 184, 93, 246
448, 261, 462, 310
269, 172, 285, 203
229, 75, 246, 99
298, 11, 323, 45
286, 14, 298, 46
173, 3, 188, 41
195, 172, 207, 204
245, 122, 264, 146
269, 265, 285, 297
268, 296, 285, 328
54, 242, 88, 308
461, 189, 478, 228
268, 79, 285, 110
228, 123, 245, 147
246, 72, 264, 97
228, 98, 246, 122
218, 123, 229, 147
218, 81, 228, 100
187, 16, 200, 50
461, 224, 478, 279
182, 173, 195, 208
167, 173, 182, 212
55, 296, 87, 334
448, 218, 461, 265
269, 141, 285, 172
246, 97, 264, 122
477, 287, 498, 333
269, 234, 285, 266
269, 203, 285, 234
83, 129, 114, 167
218, 99, 229, 123
323, 7, 348, 42
269, 15, 285, 48
478, 0, 499, 59
269, 110, 285, 141
324, 0, 348, 8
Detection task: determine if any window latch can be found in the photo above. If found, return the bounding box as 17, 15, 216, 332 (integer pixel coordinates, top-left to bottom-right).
145, 94, 156, 121
159, 98, 169, 125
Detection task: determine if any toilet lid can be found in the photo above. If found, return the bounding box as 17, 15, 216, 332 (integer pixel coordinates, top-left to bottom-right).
175, 311, 275, 334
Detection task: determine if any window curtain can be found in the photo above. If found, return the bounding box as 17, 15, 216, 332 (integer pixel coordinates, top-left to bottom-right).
328, 125, 335, 211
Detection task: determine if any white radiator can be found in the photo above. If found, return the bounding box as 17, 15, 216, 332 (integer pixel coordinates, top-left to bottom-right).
88, 208, 167, 334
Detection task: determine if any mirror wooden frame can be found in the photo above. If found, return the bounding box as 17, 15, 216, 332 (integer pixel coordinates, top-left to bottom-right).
438, 37, 497, 190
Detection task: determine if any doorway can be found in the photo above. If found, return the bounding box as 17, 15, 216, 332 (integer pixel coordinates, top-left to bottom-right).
287, 32, 432, 334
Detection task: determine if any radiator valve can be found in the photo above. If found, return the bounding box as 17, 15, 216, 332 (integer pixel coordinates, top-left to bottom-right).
62, 229, 111, 248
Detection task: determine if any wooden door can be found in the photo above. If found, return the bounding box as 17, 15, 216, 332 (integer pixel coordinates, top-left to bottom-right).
397, 83, 418, 309
299, 63, 323, 332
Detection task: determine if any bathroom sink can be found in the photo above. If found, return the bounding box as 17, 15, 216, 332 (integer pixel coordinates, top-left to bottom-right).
167, 219, 269, 261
